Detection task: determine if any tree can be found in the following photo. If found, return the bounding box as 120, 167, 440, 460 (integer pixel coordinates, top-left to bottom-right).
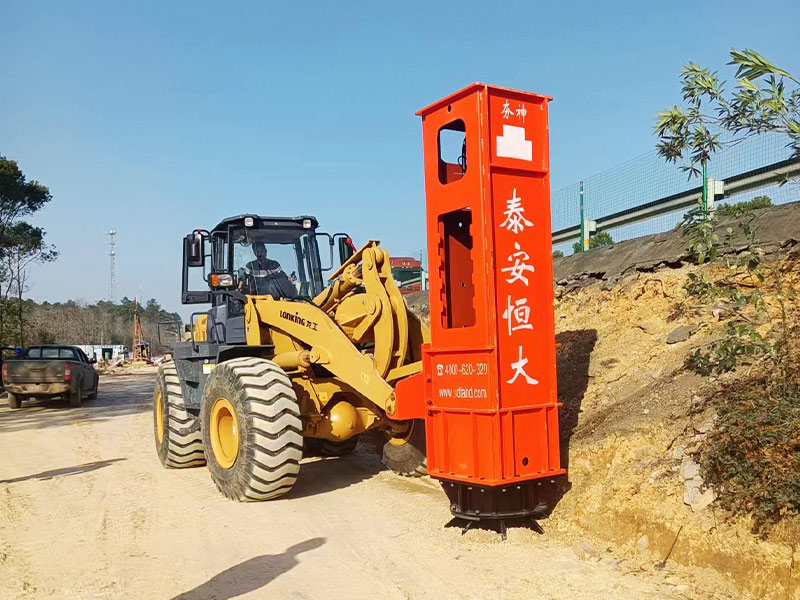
0, 156, 57, 345
655, 50, 800, 533
654, 49, 800, 180
0, 156, 52, 244
572, 231, 614, 254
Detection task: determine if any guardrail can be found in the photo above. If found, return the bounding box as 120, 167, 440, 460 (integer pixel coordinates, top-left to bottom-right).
552, 158, 800, 245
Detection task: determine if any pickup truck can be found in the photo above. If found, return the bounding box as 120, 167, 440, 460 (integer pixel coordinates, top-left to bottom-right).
2, 345, 99, 409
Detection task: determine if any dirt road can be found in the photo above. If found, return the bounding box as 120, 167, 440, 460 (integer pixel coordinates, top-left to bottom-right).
0, 374, 709, 599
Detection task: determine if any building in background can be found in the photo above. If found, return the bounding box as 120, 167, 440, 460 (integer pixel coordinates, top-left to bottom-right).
389, 257, 422, 294
76, 344, 125, 362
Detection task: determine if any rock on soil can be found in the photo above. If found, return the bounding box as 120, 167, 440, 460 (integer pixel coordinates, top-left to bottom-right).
666, 325, 698, 344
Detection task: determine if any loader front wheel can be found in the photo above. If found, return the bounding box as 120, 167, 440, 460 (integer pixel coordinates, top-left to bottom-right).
154, 364, 206, 468
382, 419, 427, 477
201, 357, 302, 502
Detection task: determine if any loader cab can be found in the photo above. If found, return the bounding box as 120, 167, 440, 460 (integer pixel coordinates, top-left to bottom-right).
181, 214, 355, 345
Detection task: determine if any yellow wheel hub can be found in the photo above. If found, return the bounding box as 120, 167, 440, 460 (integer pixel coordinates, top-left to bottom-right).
210, 397, 239, 469
155, 391, 164, 444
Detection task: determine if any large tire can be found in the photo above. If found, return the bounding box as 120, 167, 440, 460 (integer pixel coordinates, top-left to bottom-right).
382, 419, 427, 476
201, 357, 302, 502
306, 435, 360, 457
154, 364, 206, 468
7, 392, 21, 409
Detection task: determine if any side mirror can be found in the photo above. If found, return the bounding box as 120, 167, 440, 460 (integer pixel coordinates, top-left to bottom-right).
184, 232, 205, 268
89, 357, 97, 364
316, 233, 335, 271
338, 236, 355, 264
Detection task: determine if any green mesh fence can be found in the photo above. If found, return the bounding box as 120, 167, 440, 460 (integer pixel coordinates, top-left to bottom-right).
552, 133, 799, 256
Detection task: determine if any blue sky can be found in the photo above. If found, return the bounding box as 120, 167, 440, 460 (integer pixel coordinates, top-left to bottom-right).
2, 0, 798, 316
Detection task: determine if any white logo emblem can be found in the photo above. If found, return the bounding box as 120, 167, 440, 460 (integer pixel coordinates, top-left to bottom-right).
496, 125, 532, 161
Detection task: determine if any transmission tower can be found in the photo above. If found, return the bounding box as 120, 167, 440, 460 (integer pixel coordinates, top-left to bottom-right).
106, 230, 116, 302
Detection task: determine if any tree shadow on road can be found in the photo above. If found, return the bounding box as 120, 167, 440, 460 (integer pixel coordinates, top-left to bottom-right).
0, 458, 126, 484
171, 538, 325, 600
0, 374, 154, 433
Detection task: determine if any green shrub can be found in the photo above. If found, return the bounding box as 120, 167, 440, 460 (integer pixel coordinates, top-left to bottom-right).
703, 379, 800, 533
679, 200, 800, 533
716, 195, 772, 217
552, 250, 564, 258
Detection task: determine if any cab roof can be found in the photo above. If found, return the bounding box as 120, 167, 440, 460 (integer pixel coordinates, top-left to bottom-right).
210, 214, 319, 233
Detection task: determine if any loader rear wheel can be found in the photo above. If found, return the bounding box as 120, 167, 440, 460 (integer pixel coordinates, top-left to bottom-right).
154, 364, 206, 468
305, 435, 360, 457
7, 392, 21, 409
201, 357, 302, 502
382, 419, 427, 477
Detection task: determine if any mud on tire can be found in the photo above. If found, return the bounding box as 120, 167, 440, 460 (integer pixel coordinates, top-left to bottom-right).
201, 357, 302, 502
382, 419, 427, 477
154, 364, 206, 468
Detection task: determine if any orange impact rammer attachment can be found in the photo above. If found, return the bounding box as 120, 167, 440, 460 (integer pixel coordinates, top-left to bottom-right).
416, 84, 565, 523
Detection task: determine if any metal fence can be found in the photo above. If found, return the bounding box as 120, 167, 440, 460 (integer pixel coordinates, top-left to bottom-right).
551, 133, 800, 255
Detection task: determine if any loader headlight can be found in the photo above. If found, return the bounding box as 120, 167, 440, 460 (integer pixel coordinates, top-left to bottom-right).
244, 217, 254, 227
302, 218, 312, 229
210, 273, 234, 288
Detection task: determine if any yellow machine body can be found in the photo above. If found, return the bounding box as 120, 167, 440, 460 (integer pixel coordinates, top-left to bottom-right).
243, 241, 429, 441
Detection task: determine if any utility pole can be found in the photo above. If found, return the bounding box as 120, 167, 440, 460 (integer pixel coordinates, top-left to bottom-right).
701, 162, 708, 215
106, 230, 116, 303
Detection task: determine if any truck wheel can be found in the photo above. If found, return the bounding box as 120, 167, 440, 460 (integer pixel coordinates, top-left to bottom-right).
201, 357, 302, 502
154, 364, 206, 468
69, 386, 82, 407
7, 393, 21, 409
382, 419, 427, 476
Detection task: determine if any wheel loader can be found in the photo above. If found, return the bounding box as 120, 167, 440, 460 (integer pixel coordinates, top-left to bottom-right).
155, 84, 565, 528
154, 214, 430, 500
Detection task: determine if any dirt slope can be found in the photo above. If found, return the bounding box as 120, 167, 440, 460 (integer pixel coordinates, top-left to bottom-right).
547, 258, 799, 600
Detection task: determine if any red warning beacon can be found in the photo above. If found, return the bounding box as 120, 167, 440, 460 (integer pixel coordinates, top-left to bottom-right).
416, 84, 564, 527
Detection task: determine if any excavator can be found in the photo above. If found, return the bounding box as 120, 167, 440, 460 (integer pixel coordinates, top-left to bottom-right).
154, 84, 564, 529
